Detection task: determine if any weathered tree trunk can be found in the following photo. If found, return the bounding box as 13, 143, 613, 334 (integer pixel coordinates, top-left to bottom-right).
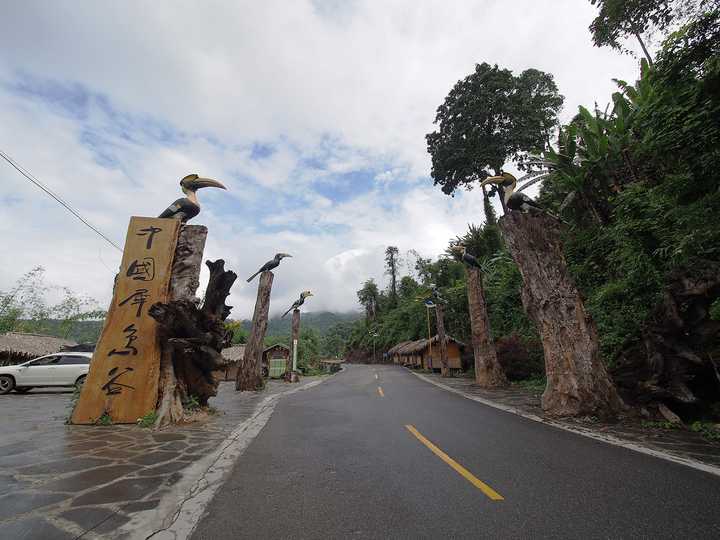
154, 225, 207, 426
149, 225, 237, 426
467, 267, 507, 387
499, 212, 623, 418
286, 309, 301, 382
236, 271, 273, 391
435, 303, 450, 377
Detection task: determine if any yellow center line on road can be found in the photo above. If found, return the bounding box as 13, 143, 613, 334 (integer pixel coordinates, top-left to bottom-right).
405, 424, 504, 501
378, 386, 385, 397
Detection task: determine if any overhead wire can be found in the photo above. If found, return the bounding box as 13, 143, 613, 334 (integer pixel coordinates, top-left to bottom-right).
0, 149, 124, 252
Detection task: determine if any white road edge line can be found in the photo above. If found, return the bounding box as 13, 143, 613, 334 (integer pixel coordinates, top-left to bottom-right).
137, 375, 336, 540
408, 370, 720, 478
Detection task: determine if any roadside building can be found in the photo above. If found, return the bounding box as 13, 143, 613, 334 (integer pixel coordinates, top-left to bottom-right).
263, 344, 290, 378
216, 344, 246, 381
0, 332, 77, 366
386, 335, 466, 372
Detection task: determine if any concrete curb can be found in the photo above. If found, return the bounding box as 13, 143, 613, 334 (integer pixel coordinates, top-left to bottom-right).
135, 375, 334, 540
409, 370, 720, 479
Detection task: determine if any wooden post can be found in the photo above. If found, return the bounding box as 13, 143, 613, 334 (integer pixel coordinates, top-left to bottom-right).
237, 271, 273, 391
499, 212, 623, 417
286, 308, 301, 382
467, 267, 507, 387
435, 303, 449, 377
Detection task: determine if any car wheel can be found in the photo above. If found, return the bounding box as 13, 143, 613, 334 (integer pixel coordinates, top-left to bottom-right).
0, 375, 15, 395
75, 375, 87, 390
14, 387, 32, 394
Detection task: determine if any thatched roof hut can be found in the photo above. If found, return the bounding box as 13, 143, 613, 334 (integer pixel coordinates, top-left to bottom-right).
0, 332, 77, 366
387, 335, 466, 370
214, 344, 246, 381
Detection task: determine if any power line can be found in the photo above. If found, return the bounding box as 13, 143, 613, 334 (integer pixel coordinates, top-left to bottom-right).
0, 149, 124, 252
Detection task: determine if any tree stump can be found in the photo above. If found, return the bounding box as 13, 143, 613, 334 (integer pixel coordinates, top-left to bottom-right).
286, 309, 301, 383
467, 267, 507, 387
237, 271, 273, 391
148, 225, 237, 426
436, 303, 450, 377
499, 212, 623, 417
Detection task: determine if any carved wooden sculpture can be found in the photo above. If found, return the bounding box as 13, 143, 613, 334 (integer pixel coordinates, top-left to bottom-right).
148, 225, 237, 425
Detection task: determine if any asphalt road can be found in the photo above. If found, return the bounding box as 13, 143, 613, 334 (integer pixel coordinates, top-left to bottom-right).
192, 365, 720, 539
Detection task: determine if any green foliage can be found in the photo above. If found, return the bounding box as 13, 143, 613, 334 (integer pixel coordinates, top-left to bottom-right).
641, 419, 681, 430
589, 0, 710, 56
98, 412, 112, 426
225, 320, 249, 344
710, 299, 720, 321
137, 411, 158, 428
183, 395, 201, 412
514, 376, 547, 393
426, 62, 563, 194
0, 267, 105, 342
689, 421, 720, 440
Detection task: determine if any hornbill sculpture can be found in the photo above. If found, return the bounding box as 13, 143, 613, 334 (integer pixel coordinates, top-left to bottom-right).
480, 172, 543, 213
158, 174, 227, 222
450, 244, 482, 269
281, 290, 313, 318
247, 253, 292, 282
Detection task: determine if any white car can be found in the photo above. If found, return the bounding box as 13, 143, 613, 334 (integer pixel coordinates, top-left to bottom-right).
0, 352, 93, 394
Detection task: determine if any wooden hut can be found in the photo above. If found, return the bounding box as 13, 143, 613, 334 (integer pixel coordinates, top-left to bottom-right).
215, 344, 246, 381
262, 344, 290, 378
387, 341, 412, 364
0, 332, 77, 367
422, 334, 465, 372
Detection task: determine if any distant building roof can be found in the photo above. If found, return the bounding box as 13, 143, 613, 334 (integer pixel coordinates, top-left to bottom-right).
263, 344, 290, 352
221, 345, 246, 362
389, 335, 465, 356
0, 332, 77, 359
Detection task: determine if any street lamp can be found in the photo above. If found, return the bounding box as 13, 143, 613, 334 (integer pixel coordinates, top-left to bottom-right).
369, 331, 379, 363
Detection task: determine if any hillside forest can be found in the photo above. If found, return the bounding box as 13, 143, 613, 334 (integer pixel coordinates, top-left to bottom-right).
345, 4, 720, 423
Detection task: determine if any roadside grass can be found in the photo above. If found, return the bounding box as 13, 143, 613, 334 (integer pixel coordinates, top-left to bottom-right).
513, 376, 546, 393
641, 419, 720, 442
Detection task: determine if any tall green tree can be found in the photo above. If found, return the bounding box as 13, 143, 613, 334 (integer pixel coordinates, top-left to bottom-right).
357, 279, 380, 321
385, 246, 400, 308
426, 62, 563, 196
589, 0, 711, 63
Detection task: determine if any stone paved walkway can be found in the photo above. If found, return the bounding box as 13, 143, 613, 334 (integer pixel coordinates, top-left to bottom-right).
0, 378, 324, 540
412, 370, 720, 471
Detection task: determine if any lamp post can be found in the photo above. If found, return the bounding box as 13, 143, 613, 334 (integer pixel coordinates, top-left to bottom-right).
370, 331, 379, 363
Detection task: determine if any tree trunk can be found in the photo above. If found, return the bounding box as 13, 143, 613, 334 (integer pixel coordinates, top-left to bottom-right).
466, 267, 507, 387
236, 271, 273, 391
149, 225, 237, 426
286, 309, 301, 382
154, 225, 207, 426
436, 303, 450, 377
499, 212, 623, 418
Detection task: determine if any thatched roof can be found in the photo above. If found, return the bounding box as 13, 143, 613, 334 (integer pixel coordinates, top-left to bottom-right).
387, 341, 413, 355
221, 345, 246, 362
389, 335, 465, 356
0, 332, 77, 358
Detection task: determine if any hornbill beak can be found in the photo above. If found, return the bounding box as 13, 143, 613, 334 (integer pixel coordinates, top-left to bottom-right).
279, 253, 293, 258
480, 175, 505, 188
181, 174, 227, 192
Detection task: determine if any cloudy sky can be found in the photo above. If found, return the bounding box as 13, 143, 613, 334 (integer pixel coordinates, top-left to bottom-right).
0, 1, 641, 318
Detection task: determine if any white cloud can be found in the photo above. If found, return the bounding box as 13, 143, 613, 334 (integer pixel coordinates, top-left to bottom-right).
0, 0, 642, 320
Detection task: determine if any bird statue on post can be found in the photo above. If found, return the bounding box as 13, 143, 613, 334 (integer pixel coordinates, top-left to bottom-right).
247, 253, 292, 282
450, 244, 482, 270
158, 174, 227, 222
480, 172, 544, 214
282, 290, 313, 318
